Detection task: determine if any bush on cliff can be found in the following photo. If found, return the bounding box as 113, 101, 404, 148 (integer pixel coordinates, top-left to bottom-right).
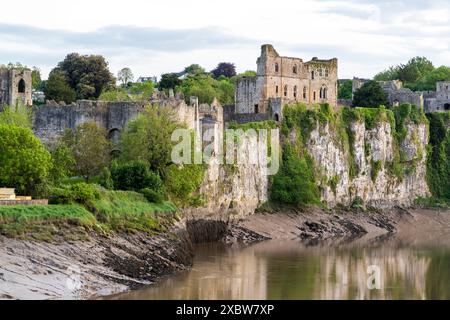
352, 81, 389, 108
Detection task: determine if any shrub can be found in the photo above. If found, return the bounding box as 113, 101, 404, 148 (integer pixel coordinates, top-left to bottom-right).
164, 164, 205, 207
50, 183, 100, 205
111, 161, 163, 192
140, 188, 165, 204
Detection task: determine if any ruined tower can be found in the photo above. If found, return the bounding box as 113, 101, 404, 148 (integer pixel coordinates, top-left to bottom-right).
0, 68, 33, 107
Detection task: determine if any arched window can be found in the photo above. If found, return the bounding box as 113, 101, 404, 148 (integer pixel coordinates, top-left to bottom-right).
293, 65, 298, 74
313, 91, 316, 100
303, 86, 307, 99
325, 69, 329, 77
311, 71, 315, 80
18, 79, 26, 93
275, 63, 279, 73
276, 86, 279, 95
323, 87, 327, 99
284, 85, 288, 97
274, 113, 280, 122
293, 86, 298, 98
319, 88, 323, 99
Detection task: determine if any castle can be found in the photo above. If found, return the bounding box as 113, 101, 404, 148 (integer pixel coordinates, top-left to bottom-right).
0, 68, 32, 107
235, 44, 338, 121
352, 78, 450, 112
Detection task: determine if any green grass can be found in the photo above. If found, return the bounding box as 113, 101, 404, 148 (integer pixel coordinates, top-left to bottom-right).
0, 189, 178, 241
0, 205, 96, 240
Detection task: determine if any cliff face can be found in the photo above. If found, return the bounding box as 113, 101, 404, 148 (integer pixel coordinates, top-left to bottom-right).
198, 105, 431, 216
307, 120, 429, 208
195, 134, 269, 218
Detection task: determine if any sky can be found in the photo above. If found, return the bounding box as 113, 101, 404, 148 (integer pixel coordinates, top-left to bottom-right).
0, 0, 449, 80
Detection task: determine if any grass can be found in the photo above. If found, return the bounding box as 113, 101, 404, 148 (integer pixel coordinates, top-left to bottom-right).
0, 189, 178, 241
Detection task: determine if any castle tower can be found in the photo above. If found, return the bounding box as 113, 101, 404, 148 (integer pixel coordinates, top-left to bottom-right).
0, 68, 33, 107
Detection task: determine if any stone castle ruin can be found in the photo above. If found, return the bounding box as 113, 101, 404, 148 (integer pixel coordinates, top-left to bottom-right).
0, 68, 32, 107
235, 44, 338, 121
352, 78, 450, 112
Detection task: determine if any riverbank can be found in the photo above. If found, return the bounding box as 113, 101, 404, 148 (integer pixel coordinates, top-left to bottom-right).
1, 205, 449, 300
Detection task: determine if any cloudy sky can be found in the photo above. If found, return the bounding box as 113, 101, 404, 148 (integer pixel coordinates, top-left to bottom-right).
0, 0, 449, 80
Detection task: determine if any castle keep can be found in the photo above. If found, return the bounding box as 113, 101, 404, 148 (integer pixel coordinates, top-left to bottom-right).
236, 44, 338, 120
0, 68, 32, 107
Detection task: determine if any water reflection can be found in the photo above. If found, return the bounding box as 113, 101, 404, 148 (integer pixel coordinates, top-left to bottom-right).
111, 240, 450, 300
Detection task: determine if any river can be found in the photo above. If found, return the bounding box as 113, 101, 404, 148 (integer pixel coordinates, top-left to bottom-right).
111, 238, 450, 300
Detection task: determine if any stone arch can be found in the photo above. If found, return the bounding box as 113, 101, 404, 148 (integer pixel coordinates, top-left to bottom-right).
275, 63, 279, 73
293, 85, 298, 98
18, 79, 26, 93
293, 65, 298, 74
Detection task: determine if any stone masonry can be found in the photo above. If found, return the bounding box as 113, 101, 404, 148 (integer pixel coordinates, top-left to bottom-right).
236, 44, 338, 121
0, 68, 32, 107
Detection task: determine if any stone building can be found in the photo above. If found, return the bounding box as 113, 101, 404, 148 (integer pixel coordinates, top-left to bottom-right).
0, 68, 32, 107
424, 81, 450, 112
352, 78, 450, 112
235, 44, 338, 120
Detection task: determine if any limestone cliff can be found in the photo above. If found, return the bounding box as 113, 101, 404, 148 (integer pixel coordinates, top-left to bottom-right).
307, 119, 429, 208
197, 104, 431, 216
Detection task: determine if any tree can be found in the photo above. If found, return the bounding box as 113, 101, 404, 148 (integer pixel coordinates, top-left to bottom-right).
31, 67, 42, 90
44, 70, 77, 103
111, 161, 163, 192
118, 67, 134, 86
211, 62, 236, 79
352, 81, 389, 108
120, 106, 179, 174
338, 80, 353, 99
61, 122, 110, 181
414, 66, 450, 91
177, 73, 235, 104
397, 57, 434, 84
158, 73, 182, 90
183, 64, 205, 76
47, 53, 115, 100
0, 124, 52, 195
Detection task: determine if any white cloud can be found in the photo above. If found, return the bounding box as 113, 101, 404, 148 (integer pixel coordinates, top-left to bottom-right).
0, 0, 448, 79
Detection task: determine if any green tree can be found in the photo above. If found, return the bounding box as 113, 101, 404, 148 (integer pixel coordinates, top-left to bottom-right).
62, 122, 110, 181
414, 66, 450, 91
211, 62, 236, 79
159, 73, 182, 90
0, 124, 52, 195
118, 67, 134, 86
352, 81, 389, 108
120, 106, 179, 174
398, 57, 434, 84
31, 67, 42, 90
374, 66, 400, 81
338, 80, 353, 99
49, 144, 76, 184
177, 73, 235, 104
44, 70, 77, 103
48, 53, 115, 100
183, 64, 205, 76
111, 161, 163, 192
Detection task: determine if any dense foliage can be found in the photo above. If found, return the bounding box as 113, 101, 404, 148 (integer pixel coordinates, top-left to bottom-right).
46, 53, 115, 101
426, 112, 450, 200
374, 56, 450, 91
352, 81, 389, 108
338, 80, 353, 99
0, 124, 52, 195
61, 122, 111, 181
211, 62, 237, 79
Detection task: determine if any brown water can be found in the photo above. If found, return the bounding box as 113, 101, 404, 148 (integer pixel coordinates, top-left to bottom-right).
113, 240, 450, 300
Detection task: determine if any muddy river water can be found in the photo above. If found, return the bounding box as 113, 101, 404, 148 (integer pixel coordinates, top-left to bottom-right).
112, 238, 450, 300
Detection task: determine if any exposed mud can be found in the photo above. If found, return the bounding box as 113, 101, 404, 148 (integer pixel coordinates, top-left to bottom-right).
1, 206, 449, 300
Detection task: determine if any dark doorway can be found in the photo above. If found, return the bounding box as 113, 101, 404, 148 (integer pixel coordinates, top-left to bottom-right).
254, 104, 259, 114
18, 79, 26, 93
445, 103, 450, 111
274, 113, 280, 122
